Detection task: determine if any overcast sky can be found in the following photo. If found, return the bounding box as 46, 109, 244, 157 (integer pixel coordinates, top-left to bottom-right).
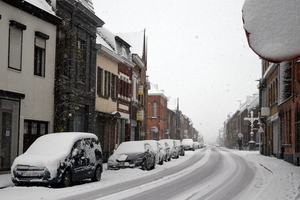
93, 0, 261, 144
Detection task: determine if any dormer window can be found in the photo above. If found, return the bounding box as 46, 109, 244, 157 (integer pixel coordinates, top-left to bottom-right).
121, 46, 128, 59
115, 36, 131, 59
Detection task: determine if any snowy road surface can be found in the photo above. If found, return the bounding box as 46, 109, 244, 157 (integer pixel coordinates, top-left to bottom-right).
1, 146, 300, 200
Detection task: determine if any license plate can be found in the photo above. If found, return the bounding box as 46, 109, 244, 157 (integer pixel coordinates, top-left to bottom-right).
23, 172, 39, 176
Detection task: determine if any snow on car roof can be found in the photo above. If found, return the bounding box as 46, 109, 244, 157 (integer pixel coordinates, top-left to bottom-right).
25, 132, 97, 155
182, 139, 193, 145
115, 141, 146, 154
159, 139, 174, 147
143, 140, 159, 150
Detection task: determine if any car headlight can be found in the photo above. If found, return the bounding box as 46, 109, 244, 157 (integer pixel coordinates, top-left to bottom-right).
108, 159, 116, 164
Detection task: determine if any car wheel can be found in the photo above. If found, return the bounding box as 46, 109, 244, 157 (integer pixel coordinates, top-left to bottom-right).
14, 182, 24, 187
61, 169, 72, 187
159, 157, 163, 165
152, 159, 156, 169
141, 159, 148, 170
91, 166, 101, 182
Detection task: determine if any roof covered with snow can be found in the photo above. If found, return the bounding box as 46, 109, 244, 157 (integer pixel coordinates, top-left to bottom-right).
25, 0, 55, 15
148, 82, 163, 94
96, 28, 115, 51
167, 97, 178, 110
238, 93, 259, 112
117, 30, 145, 58
148, 82, 168, 100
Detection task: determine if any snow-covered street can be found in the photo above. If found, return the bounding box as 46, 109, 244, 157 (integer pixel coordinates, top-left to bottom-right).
0, 146, 299, 200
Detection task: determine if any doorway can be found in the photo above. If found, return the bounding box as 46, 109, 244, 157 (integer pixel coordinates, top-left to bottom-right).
1, 111, 12, 169
23, 120, 48, 152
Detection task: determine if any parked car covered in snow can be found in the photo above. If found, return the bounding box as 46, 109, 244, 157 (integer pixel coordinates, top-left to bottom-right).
144, 140, 164, 165
193, 142, 200, 150
175, 140, 185, 156
11, 132, 103, 187
159, 139, 179, 159
107, 141, 155, 170
158, 140, 172, 162
182, 138, 195, 151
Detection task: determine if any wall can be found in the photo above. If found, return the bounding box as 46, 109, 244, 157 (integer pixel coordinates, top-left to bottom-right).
0, 2, 57, 154
95, 54, 118, 113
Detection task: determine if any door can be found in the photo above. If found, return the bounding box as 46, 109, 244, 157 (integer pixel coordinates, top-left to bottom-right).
23, 120, 48, 152
1, 111, 12, 169
71, 139, 89, 180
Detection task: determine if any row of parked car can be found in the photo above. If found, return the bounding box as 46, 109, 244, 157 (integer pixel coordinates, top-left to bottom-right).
10, 132, 201, 187
107, 138, 202, 170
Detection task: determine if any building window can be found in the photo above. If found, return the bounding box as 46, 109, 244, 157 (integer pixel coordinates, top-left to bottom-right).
153, 103, 157, 118
34, 32, 49, 77
97, 67, 103, 97
104, 71, 110, 97
111, 74, 118, 101
73, 106, 88, 132
97, 67, 111, 99
8, 20, 26, 71
132, 76, 137, 102
74, 114, 83, 132
77, 39, 86, 82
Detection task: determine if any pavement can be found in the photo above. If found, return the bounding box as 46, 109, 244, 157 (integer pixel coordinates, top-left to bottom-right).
0, 172, 13, 189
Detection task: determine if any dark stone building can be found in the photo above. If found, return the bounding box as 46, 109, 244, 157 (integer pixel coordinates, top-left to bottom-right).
53, 0, 104, 133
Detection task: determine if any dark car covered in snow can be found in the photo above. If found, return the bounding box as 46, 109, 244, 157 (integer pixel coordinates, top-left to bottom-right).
107, 141, 155, 170
11, 132, 103, 187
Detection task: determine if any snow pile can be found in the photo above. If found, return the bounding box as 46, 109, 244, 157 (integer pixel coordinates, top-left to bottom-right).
243, 0, 300, 62
232, 150, 300, 200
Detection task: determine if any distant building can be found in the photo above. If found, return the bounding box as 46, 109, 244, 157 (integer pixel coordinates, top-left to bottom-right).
147, 83, 168, 140
118, 30, 149, 141
167, 98, 182, 140
224, 94, 259, 150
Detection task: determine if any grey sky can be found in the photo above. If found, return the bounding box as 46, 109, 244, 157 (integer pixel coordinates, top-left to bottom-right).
93, 0, 261, 143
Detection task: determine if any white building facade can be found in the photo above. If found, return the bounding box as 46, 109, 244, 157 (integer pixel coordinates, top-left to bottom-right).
0, 0, 60, 170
